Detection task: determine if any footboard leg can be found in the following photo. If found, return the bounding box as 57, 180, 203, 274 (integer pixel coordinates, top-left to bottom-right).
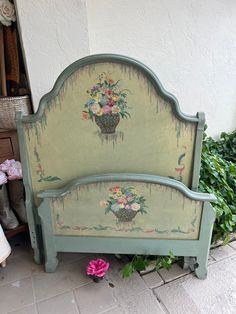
194, 202, 216, 279
33, 247, 42, 265
45, 252, 58, 273
195, 254, 208, 279
38, 199, 59, 272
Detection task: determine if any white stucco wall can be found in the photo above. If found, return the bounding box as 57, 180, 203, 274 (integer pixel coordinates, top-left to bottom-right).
15, 0, 236, 136
87, 0, 236, 137
15, 0, 89, 109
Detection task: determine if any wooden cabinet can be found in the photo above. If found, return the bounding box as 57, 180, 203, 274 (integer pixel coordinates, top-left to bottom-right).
0, 129, 20, 163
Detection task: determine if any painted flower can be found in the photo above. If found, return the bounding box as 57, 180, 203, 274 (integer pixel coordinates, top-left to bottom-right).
96, 110, 103, 116
127, 195, 134, 202
112, 95, 119, 101
105, 89, 113, 96
111, 106, 120, 114
100, 96, 109, 106
91, 103, 101, 114
92, 94, 101, 102
102, 186, 147, 219
83, 73, 130, 120
118, 198, 126, 204
0, 171, 7, 185
107, 99, 115, 107
99, 200, 108, 208
103, 105, 111, 114
108, 79, 114, 85
86, 258, 109, 278
113, 186, 120, 193
111, 203, 120, 212
131, 203, 141, 211
82, 111, 90, 120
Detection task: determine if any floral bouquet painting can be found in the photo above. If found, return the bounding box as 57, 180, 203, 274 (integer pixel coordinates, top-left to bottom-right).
82, 73, 130, 134
100, 186, 147, 223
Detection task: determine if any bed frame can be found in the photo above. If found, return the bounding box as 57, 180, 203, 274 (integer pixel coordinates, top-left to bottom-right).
17, 54, 216, 278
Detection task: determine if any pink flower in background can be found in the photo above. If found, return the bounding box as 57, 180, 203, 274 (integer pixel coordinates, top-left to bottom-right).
7, 161, 22, 180
0, 159, 15, 172
86, 258, 109, 278
0, 171, 7, 185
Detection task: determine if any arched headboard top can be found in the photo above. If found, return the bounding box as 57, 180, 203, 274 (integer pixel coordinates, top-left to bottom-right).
23, 54, 201, 124
18, 54, 205, 200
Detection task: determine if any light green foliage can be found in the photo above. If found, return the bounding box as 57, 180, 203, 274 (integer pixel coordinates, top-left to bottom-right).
199, 130, 236, 243
122, 252, 175, 278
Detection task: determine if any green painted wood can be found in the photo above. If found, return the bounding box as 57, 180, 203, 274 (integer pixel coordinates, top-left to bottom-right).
21, 54, 201, 124
16, 111, 42, 264
37, 173, 216, 202
38, 198, 58, 272
191, 112, 205, 191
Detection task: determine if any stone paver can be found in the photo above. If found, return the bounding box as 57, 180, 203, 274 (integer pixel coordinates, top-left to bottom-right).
37, 291, 79, 314
158, 263, 190, 283
74, 281, 117, 314
120, 289, 165, 314
0, 277, 34, 313
154, 255, 236, 314
141, 271, 164, 288
8, 304, 38, 314
210, 244, 236, 261
229, 240, 236, 250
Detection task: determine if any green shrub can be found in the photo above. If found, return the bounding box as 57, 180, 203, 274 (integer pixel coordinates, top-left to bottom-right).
199, 131, 236, 243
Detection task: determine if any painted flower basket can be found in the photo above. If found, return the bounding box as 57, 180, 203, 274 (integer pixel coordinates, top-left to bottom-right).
100, 186, 147, 223
95, 114, 120, 134
83, 73, 130, 134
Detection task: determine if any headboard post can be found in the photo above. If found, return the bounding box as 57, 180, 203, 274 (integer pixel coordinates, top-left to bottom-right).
191, 112, 205, 191
16, 111, 42, 264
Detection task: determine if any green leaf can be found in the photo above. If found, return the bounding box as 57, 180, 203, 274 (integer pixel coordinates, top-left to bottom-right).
122, 263, 134, 278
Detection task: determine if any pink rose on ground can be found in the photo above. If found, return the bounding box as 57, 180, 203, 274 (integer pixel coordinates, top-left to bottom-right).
0, 159, 15, 172
7, 161, 22, 180
86, 258, 109, 278
0, 171, 7, 185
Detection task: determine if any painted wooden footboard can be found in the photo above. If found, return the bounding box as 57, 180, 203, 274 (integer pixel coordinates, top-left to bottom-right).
38, 173, 216, 279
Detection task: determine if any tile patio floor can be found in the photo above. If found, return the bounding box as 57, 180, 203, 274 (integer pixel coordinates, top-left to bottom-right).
0, 233, 236, 314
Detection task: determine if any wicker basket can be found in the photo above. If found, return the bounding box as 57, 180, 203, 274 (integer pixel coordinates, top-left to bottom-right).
0, 95, 32, 130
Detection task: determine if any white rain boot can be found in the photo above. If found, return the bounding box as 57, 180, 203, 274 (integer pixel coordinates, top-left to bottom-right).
0, 184, 19, 229
0, 224, 11, 267
8, 180, 27, 223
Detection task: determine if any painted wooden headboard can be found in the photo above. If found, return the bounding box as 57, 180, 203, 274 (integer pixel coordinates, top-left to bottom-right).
17, 54, 205, 264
